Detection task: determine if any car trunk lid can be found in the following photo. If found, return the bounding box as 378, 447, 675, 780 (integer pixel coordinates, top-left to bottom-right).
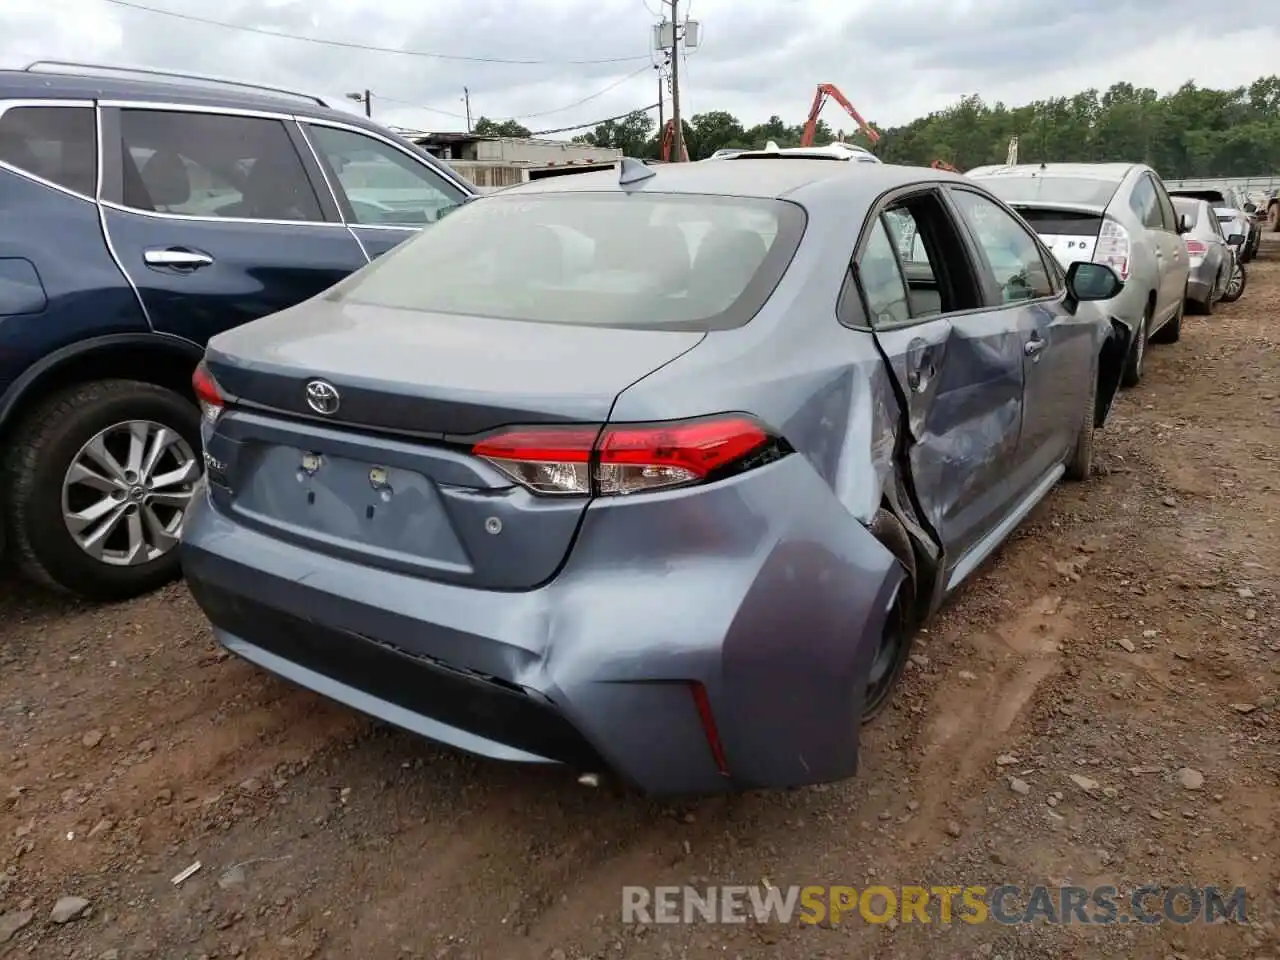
201, 297, 704, 590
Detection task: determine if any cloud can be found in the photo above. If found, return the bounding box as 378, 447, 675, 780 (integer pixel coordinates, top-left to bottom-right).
4, 0, 1278, 136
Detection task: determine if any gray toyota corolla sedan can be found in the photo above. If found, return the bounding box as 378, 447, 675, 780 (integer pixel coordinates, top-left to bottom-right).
180, 157, 1132, 795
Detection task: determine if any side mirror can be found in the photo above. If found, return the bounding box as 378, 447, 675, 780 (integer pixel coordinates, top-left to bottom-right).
1227, 233, 1245, 246
1177, 213, 1192, 234
1244, 202, 1257, 214
1065, 261, 1123, 303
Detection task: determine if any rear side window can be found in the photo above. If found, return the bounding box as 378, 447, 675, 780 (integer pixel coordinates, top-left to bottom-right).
119, 110, 323, 222
0, 106, 97, 196
1129, 175, 1163, 230
1172, 200, 1199, 228
328, 192, 806, 331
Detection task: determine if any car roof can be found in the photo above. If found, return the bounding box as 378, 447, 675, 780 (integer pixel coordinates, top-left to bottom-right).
493, 158, 959, 203
967, 162, 1137, 182
0, 67, 371, 130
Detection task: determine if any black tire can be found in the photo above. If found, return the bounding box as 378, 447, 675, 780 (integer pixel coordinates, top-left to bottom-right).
2, 379, 202, 602
1220, 260, 1247, 304
1065, 369, 1097, 482
1120, 306, 1148, 388
1150, 293, 1183, 344
861, 509, 917, 723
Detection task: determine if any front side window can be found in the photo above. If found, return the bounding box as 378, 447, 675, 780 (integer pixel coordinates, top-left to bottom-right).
950, 189, 1054, 303
0, 106, 97, 196
327, 192, 804, 331
305, 125, 466, 226
119, 110, 323, 222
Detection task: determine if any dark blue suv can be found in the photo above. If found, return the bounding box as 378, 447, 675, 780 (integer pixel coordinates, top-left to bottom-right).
0, 61, 477, 601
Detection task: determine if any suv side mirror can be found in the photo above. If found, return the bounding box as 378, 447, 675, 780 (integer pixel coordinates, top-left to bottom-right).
1177, 213, 1192, 234
1227, 232, 1245, 246
1065, 261, 1123, 303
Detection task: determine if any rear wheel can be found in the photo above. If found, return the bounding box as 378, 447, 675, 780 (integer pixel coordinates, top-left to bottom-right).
1221, 259, 1246, 303
861, 509, 917, 722
2, 380, 203, 602
1120, 307, 1148, 387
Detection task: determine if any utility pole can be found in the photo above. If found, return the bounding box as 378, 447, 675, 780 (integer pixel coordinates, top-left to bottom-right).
345, 89, 371, 117
463, 87, 472, 133
668, 0, 683, 162
657, 68, 664, 134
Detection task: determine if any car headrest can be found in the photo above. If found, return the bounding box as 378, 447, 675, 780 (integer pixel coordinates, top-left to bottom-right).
140, 150, 190, 207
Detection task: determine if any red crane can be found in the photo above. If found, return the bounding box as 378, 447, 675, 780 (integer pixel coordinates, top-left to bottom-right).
800, 83, 880, 148
659, 119, 689, 162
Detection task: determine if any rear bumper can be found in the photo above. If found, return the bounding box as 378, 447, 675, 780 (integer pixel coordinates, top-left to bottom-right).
181, 455, 903, 795
1186, 275, 1214, 303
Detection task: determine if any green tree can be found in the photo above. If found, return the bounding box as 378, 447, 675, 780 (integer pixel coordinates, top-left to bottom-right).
472, 117, 532, 138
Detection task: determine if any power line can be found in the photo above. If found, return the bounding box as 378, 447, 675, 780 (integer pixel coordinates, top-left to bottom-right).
374, 64, 654, 125
97, 0, 654, 65
529, 103, 660, 136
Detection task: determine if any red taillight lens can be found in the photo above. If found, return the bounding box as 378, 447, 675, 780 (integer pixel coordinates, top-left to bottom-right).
1184, 239, 1208, 256
192, 362, 225, 424
471, 415, 781, 497
1093, 218, 1130, 281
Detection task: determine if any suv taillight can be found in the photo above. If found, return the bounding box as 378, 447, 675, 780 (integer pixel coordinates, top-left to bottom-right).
471, 415, 787, 497
1184, 238, 1208, 257
1093, 218, 1130, 280
192, 362, 225, 424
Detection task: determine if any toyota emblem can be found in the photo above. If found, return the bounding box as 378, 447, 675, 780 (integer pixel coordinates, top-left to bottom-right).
305, 380, 340, 415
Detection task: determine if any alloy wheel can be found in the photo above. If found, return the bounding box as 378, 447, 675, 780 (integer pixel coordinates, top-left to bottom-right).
1227, 262, 1244, 300
61, 420, 199, 566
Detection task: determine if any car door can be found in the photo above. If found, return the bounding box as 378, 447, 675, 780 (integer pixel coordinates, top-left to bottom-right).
298, 121, 472, 260
1148, 173, 1188, 320
98, 105, 367, 347
846, 187, 1029, 578
946, 185, 1095, 489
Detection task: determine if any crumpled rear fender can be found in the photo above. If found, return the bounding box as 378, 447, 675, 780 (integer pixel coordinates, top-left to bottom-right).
1095, 316, 1133, 428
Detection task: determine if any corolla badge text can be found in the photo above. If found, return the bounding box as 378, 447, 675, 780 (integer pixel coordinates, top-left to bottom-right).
305, 380, 340, 415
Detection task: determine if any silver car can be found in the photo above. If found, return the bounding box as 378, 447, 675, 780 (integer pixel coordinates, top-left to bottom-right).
967, 163, 1191, 388
1170, 196, 1232, 314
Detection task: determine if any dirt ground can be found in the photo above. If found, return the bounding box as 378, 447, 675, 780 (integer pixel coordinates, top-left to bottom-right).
3, 244, 1278, 960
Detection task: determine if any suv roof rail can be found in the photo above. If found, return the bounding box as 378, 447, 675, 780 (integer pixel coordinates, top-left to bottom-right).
22, 60, 329, 107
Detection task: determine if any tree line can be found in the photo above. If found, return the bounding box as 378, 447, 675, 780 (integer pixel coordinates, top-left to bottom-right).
472, 75, 1280, 179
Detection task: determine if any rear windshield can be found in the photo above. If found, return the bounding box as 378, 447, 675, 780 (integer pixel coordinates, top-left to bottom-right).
328, 191, 806, 331
1172, 190, 1226, 204
976, 176, 1122, 207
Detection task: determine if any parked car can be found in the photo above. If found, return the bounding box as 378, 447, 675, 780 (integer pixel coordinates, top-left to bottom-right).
706, 140, 882, 163
1167, 186, 1260, 263
1170, 196, 1234, 314
966, 162, 1191, 388
0, 60, 477, 601
181, 157, 1132, 795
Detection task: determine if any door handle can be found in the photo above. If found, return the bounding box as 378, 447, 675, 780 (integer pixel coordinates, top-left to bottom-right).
1024, 337, 1046, 357
144, 248, 214, 269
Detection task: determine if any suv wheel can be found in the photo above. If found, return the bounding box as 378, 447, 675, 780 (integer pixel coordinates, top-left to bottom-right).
2, 379, 202, 602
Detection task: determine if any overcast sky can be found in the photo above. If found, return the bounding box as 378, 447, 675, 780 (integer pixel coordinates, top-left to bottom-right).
5, 0, 1280, 137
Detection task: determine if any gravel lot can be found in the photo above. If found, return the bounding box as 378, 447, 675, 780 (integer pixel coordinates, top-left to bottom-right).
3, 242, 1278, 960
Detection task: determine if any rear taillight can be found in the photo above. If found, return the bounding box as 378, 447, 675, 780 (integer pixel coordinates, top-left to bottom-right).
192, 362, 225, 424
1184, 238, 1208, 257
1093, 218, 1130, 281
471, 415, 785, 497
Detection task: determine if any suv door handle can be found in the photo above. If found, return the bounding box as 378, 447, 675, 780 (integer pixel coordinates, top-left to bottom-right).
144, 248, 214, 269
1024, 336, 1046, 357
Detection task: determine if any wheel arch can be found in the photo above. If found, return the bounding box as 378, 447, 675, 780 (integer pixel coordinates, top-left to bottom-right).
0, 333, 204, 446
